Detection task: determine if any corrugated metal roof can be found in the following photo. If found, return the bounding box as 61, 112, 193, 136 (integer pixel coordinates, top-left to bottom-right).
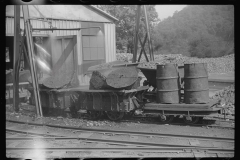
6, 5, 118, 23
5, 16, 82, 36
83, 5, 118, 23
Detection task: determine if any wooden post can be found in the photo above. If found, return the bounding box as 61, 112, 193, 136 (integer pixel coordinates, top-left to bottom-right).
13, 5, 21, 112
143, 5, 154, 61
132, 5, 141, 63
22, 5, 43, 117
137, 33, 149, 62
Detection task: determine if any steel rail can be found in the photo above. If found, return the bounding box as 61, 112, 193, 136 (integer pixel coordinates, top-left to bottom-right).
6, 147, 234, 154
6, 119, 234, 142
6, 128, 200, 148
121, 119, 235, 129
64, 114, 235, 129
6, 130, 145, 147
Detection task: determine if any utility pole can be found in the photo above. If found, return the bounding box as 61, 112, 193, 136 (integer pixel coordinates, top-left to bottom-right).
13, 5, 21, 112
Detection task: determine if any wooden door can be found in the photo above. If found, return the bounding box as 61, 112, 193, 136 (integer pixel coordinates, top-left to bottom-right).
43, 35, 78, 88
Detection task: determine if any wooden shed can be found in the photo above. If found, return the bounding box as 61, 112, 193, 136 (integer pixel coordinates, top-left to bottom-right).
6, 5, 118, 85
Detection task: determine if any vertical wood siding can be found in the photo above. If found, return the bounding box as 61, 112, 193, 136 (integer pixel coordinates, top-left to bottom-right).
104, 23, 116, 63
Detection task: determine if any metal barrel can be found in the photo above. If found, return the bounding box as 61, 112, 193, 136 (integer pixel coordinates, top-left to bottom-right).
156, 64, 181, 104
184, 63, 209, 104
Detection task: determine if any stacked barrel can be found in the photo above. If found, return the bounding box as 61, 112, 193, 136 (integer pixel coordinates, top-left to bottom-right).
156, 63, 209, 104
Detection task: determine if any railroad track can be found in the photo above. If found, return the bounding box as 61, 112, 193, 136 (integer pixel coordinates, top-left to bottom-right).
6, 119, 234, 158
120, 118, 235, 129
6, 119, 234, 142
6, 146, 234, 154
6, 128, 199, 148
6, 128, 234, 152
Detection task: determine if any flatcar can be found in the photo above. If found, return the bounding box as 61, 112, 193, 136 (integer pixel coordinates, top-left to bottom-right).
27, 63, 222, 124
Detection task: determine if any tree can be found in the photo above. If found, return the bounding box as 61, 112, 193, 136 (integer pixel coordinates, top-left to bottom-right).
152, 5, 234, 57
95, 5, 159, 53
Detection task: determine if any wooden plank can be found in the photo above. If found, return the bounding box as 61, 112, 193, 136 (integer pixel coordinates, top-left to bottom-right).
43, 35, 77, 88
90, 36, 98, 47
64, 38, 74, 74
138, 33, 149, 62
81, 22, 89, 35
143, 5, 154, 61
145, 100, 219, 109
61, 38, 67, 74
6, 82, 29, 86
51, 39, 62, 65
90, 48, 98, 60
82, 36, 90, 47
208, 79, 234, 83
144, 101, 220, 111
132, 5, 141, 63
104, 23, 109, 62
52, 36, 77, 73
56, 86, 149, 93
13, 5, 21, 112
97, 35, 104, 47
143, 106, 219, 112
97, 48, 105, 59
83, 48, 91, 60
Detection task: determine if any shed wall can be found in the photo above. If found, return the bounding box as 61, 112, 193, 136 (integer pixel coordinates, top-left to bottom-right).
6, 19, 116, 87
104, 23, 116, 63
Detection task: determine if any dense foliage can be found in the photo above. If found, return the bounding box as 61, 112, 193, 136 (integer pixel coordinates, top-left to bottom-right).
96, 5, 234, 58
152, 5, 234, 58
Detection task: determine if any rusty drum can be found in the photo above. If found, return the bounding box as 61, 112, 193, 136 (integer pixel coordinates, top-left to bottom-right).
156, 64, 181, 104
184, 63, 209, 104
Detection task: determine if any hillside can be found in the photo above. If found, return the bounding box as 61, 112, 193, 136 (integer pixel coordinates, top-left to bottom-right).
152, 5, 234, 58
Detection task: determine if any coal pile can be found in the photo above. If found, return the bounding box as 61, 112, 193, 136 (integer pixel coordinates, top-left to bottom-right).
210, 84, 235, 115
184, 54, 234, 73
116, 53, 234, 74
88, 61, 129, 71
116, 53, 132, 62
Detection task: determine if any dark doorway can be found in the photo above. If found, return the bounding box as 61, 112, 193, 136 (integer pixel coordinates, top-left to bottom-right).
6, 36, 13, 70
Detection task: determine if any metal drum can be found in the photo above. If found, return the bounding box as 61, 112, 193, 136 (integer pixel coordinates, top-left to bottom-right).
184, 63, 209, 104
156, 64, 181, 104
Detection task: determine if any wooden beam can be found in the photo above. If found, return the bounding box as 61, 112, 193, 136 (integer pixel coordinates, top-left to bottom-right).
132, 5, 141, 63
143, 5, 154, 61
22, 5, 42, 117
52, 36, 77, 74
137, 33, 149, 62
13, 5, 21, 112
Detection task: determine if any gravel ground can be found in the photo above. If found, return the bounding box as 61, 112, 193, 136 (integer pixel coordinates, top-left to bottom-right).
6, 103, 234, 158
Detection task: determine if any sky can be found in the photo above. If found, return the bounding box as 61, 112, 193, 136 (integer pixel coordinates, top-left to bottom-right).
155, 5, 187, 21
